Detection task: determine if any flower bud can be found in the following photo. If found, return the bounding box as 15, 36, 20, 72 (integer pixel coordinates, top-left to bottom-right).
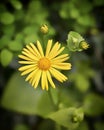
72, 108, 84, 123
80, 41, 89, 50
40, 24, 48, 34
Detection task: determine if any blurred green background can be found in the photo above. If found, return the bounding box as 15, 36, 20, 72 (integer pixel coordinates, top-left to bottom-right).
0, 0, 104, 130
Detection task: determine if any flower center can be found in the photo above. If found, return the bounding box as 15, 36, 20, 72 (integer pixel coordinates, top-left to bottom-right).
38, 57, 51, 70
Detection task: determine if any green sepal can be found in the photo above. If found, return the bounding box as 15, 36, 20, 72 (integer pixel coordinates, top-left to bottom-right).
67, 31, 84, 52
47, 107, 84, 129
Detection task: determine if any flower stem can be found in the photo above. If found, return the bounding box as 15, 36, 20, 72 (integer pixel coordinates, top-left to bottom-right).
48, 88, 58, 110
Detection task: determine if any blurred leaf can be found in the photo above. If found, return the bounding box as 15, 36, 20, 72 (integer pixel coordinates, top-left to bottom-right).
10, 0, 22, 10
15, 33, 24, 43
83, 93, 104, 116
1, 71, 84, 129
23, 25, 38, 35
14, 124, 29, 130
1, 72, 55, 117
57, 88, 79, 109
0, 49, 13, 67
3, 24, 15, 37
24, 34, 39, 44
0, 36, 10, 49
25, 0, 48, 24
94, 122, 104, 130
48, 107, 84, 129
8, 40, 23, 51
14, 10, 25, 21
77, 15, 95, 26
75, 74, 89, 92
73, 0, 93, 14
73, 23, 88, 34
59, 2, 70, 19
76, 121, 89, 130
70, 60, 95, 92
93, 0, 104, 6
38, 119, 54, 130
0, 4, 6, 12
70, 8, 80, 19
1, 12, 15, 24
49, 87, 59, 106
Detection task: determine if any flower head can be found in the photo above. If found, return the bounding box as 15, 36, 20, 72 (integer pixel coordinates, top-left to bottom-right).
18, 40, 71, 90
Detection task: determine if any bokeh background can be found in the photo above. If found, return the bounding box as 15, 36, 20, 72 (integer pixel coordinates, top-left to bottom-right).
0, 0, 104, 130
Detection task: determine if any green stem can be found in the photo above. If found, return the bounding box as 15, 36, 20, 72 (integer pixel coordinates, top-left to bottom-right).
41, 34, 46, 53
48, 88, 58, 110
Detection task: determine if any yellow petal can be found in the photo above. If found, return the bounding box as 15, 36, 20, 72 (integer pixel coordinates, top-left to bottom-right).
48, 42, 60, 59
34, 70, 42, 88
30, 69, 41, 88
41, 71, 46, 90
52, 63, 71, 70
19, 64, 37, 71
37, 41, 44, 57
52, 54, 69, 60
22, 50, 38, 61
26, 44, 36, 55
49, 68, 67, 82
18, 55, 33, 61
55, 46, 65, 56
45, 73, 48, 90
21, 66, 37, 76
46, 71, 55, 88
45, 40, 52, 57
51, 56, 69, 63
29, 43, 41, 58
18, 61, 36, 64
25, 68, 39, 81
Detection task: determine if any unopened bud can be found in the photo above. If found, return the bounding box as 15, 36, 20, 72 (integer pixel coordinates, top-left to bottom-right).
72, 108, 84, 123
40, 24, 48, 34
80, 41, 89, 50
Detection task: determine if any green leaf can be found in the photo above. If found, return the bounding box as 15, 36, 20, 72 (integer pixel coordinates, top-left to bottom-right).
8, 40, 23, 51
23, 25, 38, 35
0, 36, 10, 49
1, 72, 55, 117
83, 93, 104, 116
70, 8, 80, 19
48, 107, 84, 129
93, 0, 104, 6
75, 74, 89, 92
14, 124, 29, 130
15, 33, 24, 43
77, 121, 89, 130
0, 49, 13, 67
3, 24, 15, 37
77, 15, 95, 26
24, 34, 39, 44
10, 0, 22, 10
38, 119, 55, 130
1, 12, 15, 24
59, 2, 70, 19
94, 122, 104, 130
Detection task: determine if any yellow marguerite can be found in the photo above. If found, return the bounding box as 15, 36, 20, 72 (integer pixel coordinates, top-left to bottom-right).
18, 40, 71, 90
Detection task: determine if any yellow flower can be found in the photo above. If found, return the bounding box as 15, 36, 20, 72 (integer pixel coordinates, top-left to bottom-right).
80, 41, 89, 50
18, 40, 71, 90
